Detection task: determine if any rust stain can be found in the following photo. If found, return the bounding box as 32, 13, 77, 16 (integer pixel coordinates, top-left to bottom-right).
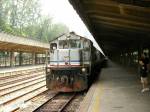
74, 82, 81, 89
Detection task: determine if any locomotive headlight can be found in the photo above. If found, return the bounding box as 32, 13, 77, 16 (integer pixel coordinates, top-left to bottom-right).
47, 68, 51, 72
81, 68, 86, 73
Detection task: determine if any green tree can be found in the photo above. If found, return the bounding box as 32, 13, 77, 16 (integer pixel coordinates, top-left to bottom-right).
0, 0, 69, 43
49, 23, 69, 41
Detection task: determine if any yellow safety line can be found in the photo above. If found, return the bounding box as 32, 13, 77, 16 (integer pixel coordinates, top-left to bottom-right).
87, 83, 103, 112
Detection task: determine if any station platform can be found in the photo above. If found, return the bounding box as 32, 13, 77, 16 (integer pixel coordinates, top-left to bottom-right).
78, 61, 150, 112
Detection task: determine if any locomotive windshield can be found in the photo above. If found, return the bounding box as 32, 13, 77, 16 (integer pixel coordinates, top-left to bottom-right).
70, 40, 81, 48
59, 40, 69, 49
59, 39, 81, 49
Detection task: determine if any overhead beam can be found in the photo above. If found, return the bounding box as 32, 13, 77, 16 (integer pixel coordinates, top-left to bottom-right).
93, 21, 149, 36
96, 33, 136, 42
83, 0, 150, 20
86, 10, 150, 24
114, 0, 150, 7
91, 16, 150, 32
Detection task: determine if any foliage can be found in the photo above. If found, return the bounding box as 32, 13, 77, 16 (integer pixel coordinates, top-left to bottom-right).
0, 0, 69, 42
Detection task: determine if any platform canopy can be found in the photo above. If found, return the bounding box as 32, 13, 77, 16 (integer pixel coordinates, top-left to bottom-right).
69, 0, 150, 55
0, 32, 49, 53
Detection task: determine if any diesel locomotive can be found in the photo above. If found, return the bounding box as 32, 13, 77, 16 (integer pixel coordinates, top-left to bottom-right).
46, 32, 101, 92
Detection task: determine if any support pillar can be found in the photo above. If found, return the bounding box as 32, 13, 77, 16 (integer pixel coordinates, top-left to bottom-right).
35, 53, 37, 64
137, 45, 143, 74
4, 52, 7, 67
138, 46, 143, 62
128, 50, 132, 67
122, 52, 125, 65
130, 52, 133, 66
45, 50, 48, 65
19, 52, 23, 66
120, 53, 122, 64
148, 48, 150, 58
10, 51, 15, 67
32, 52, 36, 65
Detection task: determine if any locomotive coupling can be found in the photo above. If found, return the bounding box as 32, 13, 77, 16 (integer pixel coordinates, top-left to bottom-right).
61, 75, 69, 85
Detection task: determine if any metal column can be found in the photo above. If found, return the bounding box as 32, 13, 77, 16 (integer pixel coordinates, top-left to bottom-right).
10, 51, 15, 67
19, 52, 23, 66
32, 52, 36, 65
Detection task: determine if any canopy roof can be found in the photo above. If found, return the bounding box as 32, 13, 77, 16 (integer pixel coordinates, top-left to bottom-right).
69, 0, 150, 55
0, 33, 49, 53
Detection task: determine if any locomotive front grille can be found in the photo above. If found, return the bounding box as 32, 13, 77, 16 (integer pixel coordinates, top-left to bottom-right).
53, 69, 80, 75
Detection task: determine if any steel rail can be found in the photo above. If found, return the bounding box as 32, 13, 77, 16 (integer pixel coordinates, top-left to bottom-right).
33, 92, 60, 112
33, 93, 76, 112
58, 93, 76, 112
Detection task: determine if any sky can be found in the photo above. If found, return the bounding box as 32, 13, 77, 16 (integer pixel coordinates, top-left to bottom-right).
40, 0, 104, 54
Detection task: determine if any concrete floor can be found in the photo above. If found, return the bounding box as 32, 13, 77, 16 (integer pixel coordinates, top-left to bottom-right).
78, 61, 150, 112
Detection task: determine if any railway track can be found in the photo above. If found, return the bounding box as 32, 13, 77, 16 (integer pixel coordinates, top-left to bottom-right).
33, 93, 76, 112
0, 66, 44, 79
0, 70, 44, 85
0, 69, 43, 80
0, 66, 85, 112
0, 67, 47, 112
15, 92, 85, 112
15, 91, 59, 112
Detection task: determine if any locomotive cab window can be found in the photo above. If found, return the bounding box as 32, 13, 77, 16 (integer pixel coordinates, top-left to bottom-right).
59, 40, 69, 49
50, 43, 57, 50
83, 40, 90, 48
70, 40, 81, 48
50, 43, 57, 53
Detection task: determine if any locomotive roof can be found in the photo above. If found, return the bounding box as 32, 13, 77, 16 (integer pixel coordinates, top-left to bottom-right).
49, 32, 91, 43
